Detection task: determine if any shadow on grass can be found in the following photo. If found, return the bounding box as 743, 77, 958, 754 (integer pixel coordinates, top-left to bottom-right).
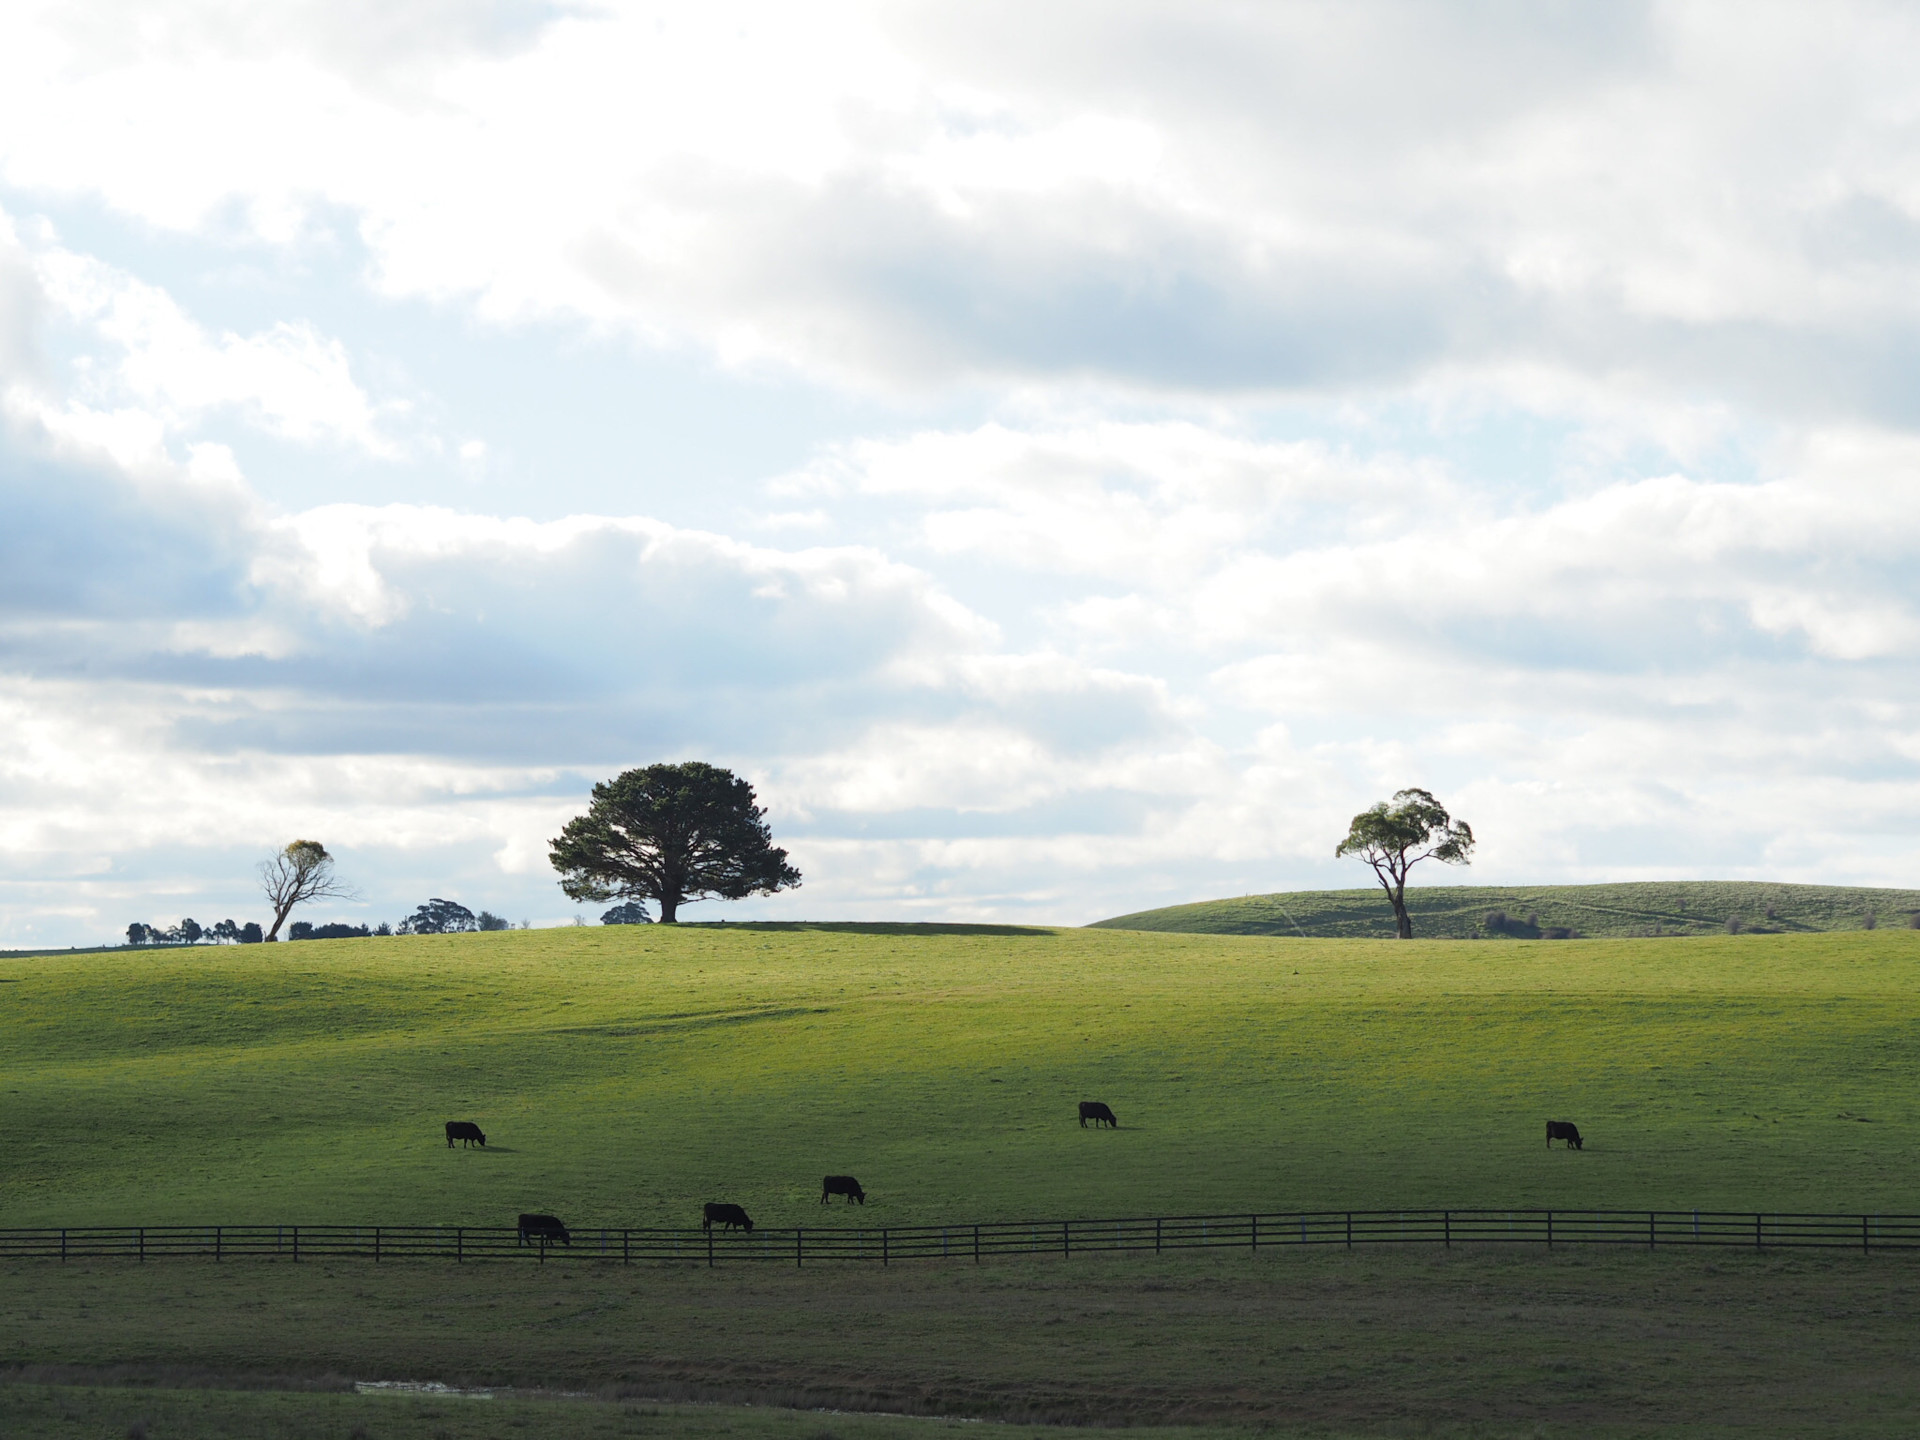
685, 922, 1055, 938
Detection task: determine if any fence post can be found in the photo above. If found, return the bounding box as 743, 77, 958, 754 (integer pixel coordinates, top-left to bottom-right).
1649, 1212, 1656, 1251
375, 1227, 381, 1264
883, 1229, 890, 1267
1863, 1215, 1870, 1256
215, 1226, 221, 1263
138, 1228, 144, 1263
1444, 1211, 1450, 1249
1345, 1213, 1352, 1250
1755, 1214, 1762, 1252
1155, 1217, 1162, 1255
1546, 1212, 1553, 1250
624, 1230, 630, 1266
1063, 1221, 1070, 1257
974, 1225, 981, 1264
707, 1228, 714, 1269
1250, 1214, 1257, 1252
293, 1227, 299, 1264
797, 1228, 803, 1268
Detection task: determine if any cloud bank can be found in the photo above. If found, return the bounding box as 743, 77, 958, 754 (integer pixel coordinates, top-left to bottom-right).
4, 2, 1920, 943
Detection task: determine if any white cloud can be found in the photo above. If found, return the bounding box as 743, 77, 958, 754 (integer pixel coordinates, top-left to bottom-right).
0, 209, 394, 464
4, 2, 1920, 409
11, 4, 1920, 944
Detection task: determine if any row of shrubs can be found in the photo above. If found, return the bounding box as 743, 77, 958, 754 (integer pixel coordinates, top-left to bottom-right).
125, 897, 655, 945
1482, 910, 1576, 940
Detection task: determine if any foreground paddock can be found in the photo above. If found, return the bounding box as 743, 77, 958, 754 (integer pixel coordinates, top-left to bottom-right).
0, 1385, 1247, 1440
3, 1248, 1918, 1436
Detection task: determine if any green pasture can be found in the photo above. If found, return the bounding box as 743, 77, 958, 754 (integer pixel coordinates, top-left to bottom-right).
3, 924, 1919, 1229
1094, 878, 1920, 938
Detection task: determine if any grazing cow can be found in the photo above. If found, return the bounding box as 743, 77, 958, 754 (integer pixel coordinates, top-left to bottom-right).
821, 1175, 866, 1205
703, 1202, 754, 1232
1546, 1120, 1584, 1150
445, 1120, 486, 1149
1078, 1101, 1118, 1129
517, 1213, 571, 1246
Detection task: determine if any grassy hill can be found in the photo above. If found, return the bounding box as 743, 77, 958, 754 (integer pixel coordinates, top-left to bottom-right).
1091, 880, 1920, 939
8, 921, 1920, 1435
3, 922, 1918, 1227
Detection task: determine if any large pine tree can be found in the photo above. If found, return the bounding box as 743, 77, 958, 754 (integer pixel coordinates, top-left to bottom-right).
548, 762, 800, 923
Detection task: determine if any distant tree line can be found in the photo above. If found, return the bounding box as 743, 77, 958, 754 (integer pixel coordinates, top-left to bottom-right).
126, 919, 262, 946
126, 898, 525, 947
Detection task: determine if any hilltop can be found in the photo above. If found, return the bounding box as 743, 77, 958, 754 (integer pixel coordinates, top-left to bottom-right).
1089, 880, 1920, 939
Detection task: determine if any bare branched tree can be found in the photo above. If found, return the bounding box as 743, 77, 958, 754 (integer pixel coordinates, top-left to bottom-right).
257, 840, 358, 941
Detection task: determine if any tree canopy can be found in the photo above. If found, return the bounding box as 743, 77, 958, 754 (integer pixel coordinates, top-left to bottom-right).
399, 898, 476, 935
549, 761, 800, 923
1334, 788, 1474, 939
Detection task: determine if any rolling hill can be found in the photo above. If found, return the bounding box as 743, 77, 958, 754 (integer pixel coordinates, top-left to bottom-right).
3, 921, 1918, 1227
1090, 880, 1920, 939
8, 921, 1920, 1435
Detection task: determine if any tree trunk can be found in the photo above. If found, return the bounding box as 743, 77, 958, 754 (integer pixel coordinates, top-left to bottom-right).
1390, 877, 1413, 938
265, 901, 295, 942
658, 894, 679, 923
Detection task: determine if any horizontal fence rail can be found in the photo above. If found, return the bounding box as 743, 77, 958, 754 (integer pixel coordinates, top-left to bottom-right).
2, 1210, 1917, 1266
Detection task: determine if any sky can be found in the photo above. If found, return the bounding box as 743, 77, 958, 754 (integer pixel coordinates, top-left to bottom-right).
7, 0, 1920, 943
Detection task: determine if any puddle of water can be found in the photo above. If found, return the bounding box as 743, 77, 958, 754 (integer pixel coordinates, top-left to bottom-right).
355, 1380, 493, 1400
353, 1383, 980, 1423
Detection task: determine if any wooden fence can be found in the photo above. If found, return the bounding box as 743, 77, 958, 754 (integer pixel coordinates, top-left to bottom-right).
2, 1210, 1916, 1265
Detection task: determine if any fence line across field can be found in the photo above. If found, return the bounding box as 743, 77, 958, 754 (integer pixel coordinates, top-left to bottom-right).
2, 1210, 1916, 1265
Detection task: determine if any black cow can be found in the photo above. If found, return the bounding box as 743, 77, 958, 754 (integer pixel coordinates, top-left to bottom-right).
703, 1202, 753, 1232
821, 1175, 866, 1205
445, 1120, 486, 1149
518, 1213, 570, 1246
1546, 1120, 1584, 1150
1079, 1101, 1118, 1129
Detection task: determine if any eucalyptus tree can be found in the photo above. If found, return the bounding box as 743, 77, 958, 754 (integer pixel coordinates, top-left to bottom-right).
1335, 788, 1474, 939
258, 840, 357, 941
